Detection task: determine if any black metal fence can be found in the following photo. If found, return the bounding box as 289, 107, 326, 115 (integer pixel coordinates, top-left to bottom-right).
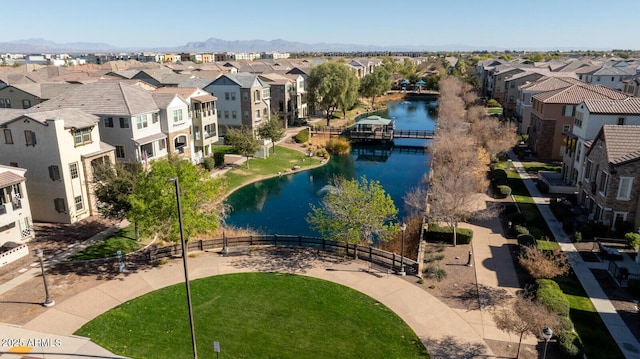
57, 235, 419, 276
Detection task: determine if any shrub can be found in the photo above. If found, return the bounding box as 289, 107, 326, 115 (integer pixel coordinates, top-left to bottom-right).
424, 265, 448, 281
202, 157, 215, 171
557, 330, 584, 359
625, 232, 640, 250
294, 129, 309, 143
517, 234, 536, 247
426, 223, 473, 244
536, 279, 570, 317
491, 169, 508, 186
497, 185, 511, 198
325, 137, 351, 155
214, 152, 225, 167
513, 224, 529, 236
573, 231, 582, 243
424, 253, 445, 263
487, 99, 501, 108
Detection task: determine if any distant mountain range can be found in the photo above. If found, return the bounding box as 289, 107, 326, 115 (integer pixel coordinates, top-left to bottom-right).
0, 38, 603, 54
0, 37, 507, 54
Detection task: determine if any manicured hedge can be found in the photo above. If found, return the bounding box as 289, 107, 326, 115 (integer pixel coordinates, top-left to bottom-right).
214, 152, 225, 167
537, 279, 570, 317
427, 223, 473, 244
491, 169, 508, 186
497, 185, 512, 198
557, 330, 584, 359
294, 129, 310, 143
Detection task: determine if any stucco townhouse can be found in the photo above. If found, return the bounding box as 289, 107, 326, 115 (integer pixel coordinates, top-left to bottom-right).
0, 164, 34, 267
204, 73, 271, 136
562, 97, 640, 191
528, 82, 628, 161
0, 83, 80, 109
0, 108, 115, 224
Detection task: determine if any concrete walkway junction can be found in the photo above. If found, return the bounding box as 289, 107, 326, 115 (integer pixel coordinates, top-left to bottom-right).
0, 152, 639, 358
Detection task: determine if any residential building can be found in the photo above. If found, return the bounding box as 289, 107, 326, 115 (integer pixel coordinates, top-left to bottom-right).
579, 125, 640, 231
622, 74, 640, 97
258, 73, 307, 127
563, 97, 640, 188
0, 165, 34, 249
0, 109, 115, 223
154, 87, 219, 162
204, 73, 270, 136
0, 83, 80, 109
516, 77, 582, 134
529, 82, 627, 161
576, 64, 637, 91
151, 93, 193, 160
32, 81, 168, 164
489, 65, 525, 101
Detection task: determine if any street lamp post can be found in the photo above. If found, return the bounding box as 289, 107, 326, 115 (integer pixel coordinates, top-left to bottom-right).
34, 249, 54, 307
542, 327, 553, 359
399, 223, 407, 276
168, 177, 198, 359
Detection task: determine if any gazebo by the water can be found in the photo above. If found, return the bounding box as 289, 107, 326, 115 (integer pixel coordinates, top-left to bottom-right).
350, 115, 396, 141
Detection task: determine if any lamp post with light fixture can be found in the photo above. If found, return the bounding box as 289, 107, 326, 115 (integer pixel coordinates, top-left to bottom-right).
34, 249, 54, 307
399, 222, 407, 276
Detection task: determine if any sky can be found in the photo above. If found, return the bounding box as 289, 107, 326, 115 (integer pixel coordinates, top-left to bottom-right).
2, 0, 639, 51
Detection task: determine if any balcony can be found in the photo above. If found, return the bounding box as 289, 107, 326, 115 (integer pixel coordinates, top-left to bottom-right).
12, 199, 21, 210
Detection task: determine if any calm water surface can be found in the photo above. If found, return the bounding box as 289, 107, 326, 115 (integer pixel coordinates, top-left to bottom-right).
224, 99, 437, 237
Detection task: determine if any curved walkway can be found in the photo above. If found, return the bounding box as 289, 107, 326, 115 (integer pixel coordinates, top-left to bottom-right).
3, 249, 497, 358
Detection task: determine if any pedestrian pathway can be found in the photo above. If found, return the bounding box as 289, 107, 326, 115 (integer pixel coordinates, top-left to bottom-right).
508, 152, 640, 359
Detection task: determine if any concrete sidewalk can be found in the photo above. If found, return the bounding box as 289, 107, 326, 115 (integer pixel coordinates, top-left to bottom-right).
2, 249, 500, 358
508, 152, 640, 359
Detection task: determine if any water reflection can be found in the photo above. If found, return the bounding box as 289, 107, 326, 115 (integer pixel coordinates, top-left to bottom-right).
224, 99, 436, 237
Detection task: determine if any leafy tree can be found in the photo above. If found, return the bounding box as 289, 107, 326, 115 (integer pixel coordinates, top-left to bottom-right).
454, 57, 467, 77
307, 62, 360, 126
257, 115, 285, 154
400, 58, 416, 77
225, 126, 261, 168
307, 176, 398, 257
359, 68, 391, 108
519, 245, 570, 279
93, 162, 143, 239
127, 158, 225, 243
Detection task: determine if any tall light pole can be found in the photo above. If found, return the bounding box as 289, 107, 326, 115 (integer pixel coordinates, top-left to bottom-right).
399, 222, 407, 276
34, 249, 55, 307
168, 177, 198, 359
542, 327, 553, 359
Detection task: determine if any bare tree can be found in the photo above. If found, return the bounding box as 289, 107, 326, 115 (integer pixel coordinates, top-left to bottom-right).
519, 245, 570, 279
493, 294, 562, 358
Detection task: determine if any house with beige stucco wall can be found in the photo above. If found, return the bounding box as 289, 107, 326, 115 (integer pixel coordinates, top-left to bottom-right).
0, 109, 114, 224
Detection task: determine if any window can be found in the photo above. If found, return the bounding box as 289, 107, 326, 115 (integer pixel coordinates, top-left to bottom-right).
562, 124, 571, 133
24, 130, 36, 146
158, 138, 166, 151
617, 177, 633, 200
4, 129, 13, 144
0, 99, 4, 108
173, 109, 183, 122
243, 92, 249, 101
254, 89, 260, 102
69, 163, 79, 179
75, 196, 83, 211
231, 92, 236, 101
115, 145, 125, 158
255, 109, 260, 119
0, 98, 11, 108
22, 99, 31, 109
135, 115, 148, 129
232, 110, 237, 119
9, 162, 18, 167
244, 111, 249, 119
279, 101, 284, 111
224, 110, 229, 119
562, 105, 574, 117
74, 128, 92, 146
598, 171, 608, 195
49, 165, 61, 181
104, 117, 114, 127
54, 198, 66, 213
618, 117, 626, 125
612, 212, 627, 230
225, 92, 230, 101
119, 117, 129, 128
152, 113, 159, 124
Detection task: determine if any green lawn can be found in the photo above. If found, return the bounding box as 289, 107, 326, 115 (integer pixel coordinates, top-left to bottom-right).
75, 273, 429, 359
521, 162, 561, 173
487, 107, 503, 114
223, 145, 322, 191
500, 161, 624, 358
69, 224, 141, 261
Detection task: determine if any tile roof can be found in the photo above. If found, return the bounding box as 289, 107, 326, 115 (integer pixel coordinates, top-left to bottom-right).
0, 171, 25, 187
31, 82, 159, 116
533, 82, 627, 104
583, 97, 640, 114
25, 109, 99, 129
10, 83, 81, 99
600, 125, 640, 165
519, 77, 581, 92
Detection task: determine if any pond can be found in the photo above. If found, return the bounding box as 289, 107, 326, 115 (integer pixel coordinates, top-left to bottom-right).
224, 99, 437, 237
